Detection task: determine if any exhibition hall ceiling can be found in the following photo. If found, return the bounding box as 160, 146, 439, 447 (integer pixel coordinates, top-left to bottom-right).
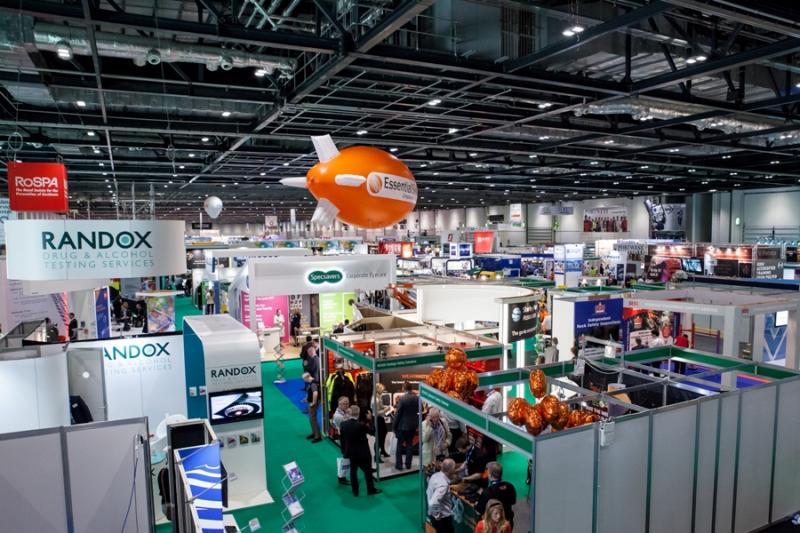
0, 0, 799, 220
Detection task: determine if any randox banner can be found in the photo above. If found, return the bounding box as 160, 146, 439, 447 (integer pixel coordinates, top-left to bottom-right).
4, 219, 186, 280
506, 299, 538, 342
7, 161, 69, 212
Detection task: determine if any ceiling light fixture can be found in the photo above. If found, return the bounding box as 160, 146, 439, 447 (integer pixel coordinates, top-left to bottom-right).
188, 153, 195, 158
448, 128, 459, 134
87, 131, 95, 137
76, 100, 86, 108
56, 41, 73, 60
254, 69, 267, 78
201, 137, 209, 142
390, 147, 399, 153
356, 129, 368, 135
221, 111, 231, 118
427, 99, 442, 106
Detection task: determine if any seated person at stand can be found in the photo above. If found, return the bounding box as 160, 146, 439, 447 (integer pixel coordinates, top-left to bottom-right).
475, 499, 511, 533
475, 462, 517, 529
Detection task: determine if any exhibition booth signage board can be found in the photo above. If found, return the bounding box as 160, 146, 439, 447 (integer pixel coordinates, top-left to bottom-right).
505, 299, 538, 342
69, 334, 187, 426
7, 161, 69, 212
4, 219, 187, 280
574, 298, 623, 334
248, 254, 396, 297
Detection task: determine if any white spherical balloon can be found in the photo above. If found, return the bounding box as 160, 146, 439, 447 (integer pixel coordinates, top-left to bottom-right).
204, 196, 223, 219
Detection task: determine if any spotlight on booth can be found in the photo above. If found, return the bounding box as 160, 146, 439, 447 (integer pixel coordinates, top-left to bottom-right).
204, 196, 223, 219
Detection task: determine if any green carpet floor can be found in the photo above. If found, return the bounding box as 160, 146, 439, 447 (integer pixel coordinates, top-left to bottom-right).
174, 295, 202, 332
156, 358, 530, 533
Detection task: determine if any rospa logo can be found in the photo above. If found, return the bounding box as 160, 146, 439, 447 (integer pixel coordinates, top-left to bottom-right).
15, 176, 60, 189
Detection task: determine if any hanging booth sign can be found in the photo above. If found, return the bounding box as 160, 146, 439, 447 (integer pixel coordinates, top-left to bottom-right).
574, 298, 623, 336
754, 247, 782, 279
7, 161, 69, 212
473, 231, 494, 254
0, 196, 15, 245
583, 206, 628, 233
378, 241, 413, 258
505, 299, 538, 342
509, 203, 524, 224
540, 206, 574, 215
4, 219, 187, 280
249, 255, 395, 297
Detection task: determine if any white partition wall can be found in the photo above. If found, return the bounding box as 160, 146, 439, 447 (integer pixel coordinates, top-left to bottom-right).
0, 418, 152, 533
650, 405, 697, 533
0, 430, 69, 533
694, 398, 721, 533
596, 414, 649, 533
773, 379, 800, 520
0, 350, 70, 433
533, 427, 594, 533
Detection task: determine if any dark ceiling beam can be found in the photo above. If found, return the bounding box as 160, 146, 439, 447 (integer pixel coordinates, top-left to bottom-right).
0, 0, 338, 54
505, 1, 671, 72
183, 0, 438, 190
633, 37, 800, 92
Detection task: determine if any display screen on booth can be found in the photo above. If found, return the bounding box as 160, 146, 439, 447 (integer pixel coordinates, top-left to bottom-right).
209, 388, 264, 424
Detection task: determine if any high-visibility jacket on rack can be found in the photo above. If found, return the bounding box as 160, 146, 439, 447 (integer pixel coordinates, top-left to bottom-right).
326, 370, 356, 407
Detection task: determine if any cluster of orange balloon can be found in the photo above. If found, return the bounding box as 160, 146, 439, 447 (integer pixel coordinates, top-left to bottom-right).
425, 346, 479, 401
506, 369, 599, 436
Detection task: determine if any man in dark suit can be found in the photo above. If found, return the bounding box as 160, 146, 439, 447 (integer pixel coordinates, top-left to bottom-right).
392, 381, 419, 470
339, 405, 382, 497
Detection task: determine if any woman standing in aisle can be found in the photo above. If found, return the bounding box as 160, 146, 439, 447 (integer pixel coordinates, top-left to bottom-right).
371, 383, 391, 458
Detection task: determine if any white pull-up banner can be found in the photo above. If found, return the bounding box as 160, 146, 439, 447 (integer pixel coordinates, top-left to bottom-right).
4, 219, 186, 280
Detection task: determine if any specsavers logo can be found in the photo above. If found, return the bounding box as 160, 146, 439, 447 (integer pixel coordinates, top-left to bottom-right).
308, 269, 344, 285
366, 172, 417, 204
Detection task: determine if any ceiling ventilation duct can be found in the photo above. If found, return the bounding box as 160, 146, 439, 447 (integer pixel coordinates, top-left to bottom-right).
0, 15, 295, 76
574, 97, 776, 136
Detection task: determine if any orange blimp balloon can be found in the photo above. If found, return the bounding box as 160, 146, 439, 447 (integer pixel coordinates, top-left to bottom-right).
280, 135, 418, 229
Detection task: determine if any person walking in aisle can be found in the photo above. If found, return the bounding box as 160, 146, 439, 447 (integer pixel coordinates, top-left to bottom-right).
339, 405, 382, 497
393, 381, 419, 470
371, 383, 391, 458
475, 500, 511, 533
427, 458, 457, 533
303, 373, 322, 443
543, 337, 559, 364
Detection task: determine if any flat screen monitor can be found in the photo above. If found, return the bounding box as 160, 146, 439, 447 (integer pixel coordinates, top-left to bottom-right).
209, 387, 263, 425
681, 258, 703, 273
775, 311, 789, 327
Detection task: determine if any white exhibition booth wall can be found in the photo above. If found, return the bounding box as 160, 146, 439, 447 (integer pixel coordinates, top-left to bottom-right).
70, 334, 187, 425
183, 315, 269, 509
0, 418, 152, 533
626, 288, 800, 367
415, 283, 539, 375
0, 345, 70, 433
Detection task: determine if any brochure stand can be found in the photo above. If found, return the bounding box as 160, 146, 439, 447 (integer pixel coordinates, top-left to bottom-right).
281, 462, 306, 532
273, 344, 287, 384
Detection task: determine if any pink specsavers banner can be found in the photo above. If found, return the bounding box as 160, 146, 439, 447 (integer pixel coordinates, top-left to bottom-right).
240, 291, 289, 340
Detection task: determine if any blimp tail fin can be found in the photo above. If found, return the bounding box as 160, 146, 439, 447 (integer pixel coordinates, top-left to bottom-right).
311, 198, 339, 226
279, 177, 308, 189
311, 135, 339, 163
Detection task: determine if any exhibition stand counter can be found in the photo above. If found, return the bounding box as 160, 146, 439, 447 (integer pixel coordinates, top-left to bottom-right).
419, 346, 800, 533
322, 326, 504, 479
625, 287, 800, 366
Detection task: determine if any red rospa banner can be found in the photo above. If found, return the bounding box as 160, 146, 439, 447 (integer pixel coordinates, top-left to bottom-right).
7, 161, 69, 212
473, 231, 494, 254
